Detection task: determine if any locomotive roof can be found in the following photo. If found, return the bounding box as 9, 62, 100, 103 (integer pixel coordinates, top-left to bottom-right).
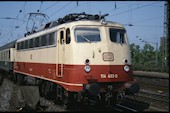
16, 13, 124, 43
0, 40, 17, 51
17, 20, 125, 43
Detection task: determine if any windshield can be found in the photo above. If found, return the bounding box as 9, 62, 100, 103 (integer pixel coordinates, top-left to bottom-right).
75, 28, 101, 43
109, 28, 126, 43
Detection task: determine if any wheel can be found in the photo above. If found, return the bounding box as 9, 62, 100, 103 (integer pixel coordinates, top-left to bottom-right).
39, 81, 49, 97
39, 82, 46, 97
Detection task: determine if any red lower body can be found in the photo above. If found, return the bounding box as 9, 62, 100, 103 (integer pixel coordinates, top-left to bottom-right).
13, 62, 133, 92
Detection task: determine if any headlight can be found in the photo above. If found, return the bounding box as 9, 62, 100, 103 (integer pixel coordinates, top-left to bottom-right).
84, 65, 91, 73
124, 65, 130, 72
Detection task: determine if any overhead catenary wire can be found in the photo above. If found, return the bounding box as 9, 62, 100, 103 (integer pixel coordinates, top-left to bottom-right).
49, 1, 72, 18
104, 2, 142, 14
0, 2, 27, 40
0, 1, 28, 43
108, 1, 162, 17
16, 1, 27, 20
37, 1, 43, 12
88, 2, 91, 14
69, 2, 89, 13
0, 1, 75, 42
132, 16, 163, 24
0, 22, 26, 39
41, 2, 60, 13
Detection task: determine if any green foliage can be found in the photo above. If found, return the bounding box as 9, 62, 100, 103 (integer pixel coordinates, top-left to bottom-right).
130, 43, 169, 73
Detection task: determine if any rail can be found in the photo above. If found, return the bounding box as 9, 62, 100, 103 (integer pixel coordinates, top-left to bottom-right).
138, 89, 169, 103
133, 71, 169, 79
129, 70, 169, 111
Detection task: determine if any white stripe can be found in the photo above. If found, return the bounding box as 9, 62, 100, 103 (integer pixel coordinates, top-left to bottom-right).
14, 70, 83, 87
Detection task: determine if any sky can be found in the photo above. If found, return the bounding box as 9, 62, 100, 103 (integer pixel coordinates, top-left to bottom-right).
0, 1, 166, 49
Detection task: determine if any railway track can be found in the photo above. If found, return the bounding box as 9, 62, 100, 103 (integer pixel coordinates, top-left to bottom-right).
131, 89, 169, 110
0, 77, 139, 112
107, 104, 137, 112
43, 71, 169, 112
65, 102, 138, 112
132, 71, 169, 111
138, 89, 169, 103
1, 71, 169, 112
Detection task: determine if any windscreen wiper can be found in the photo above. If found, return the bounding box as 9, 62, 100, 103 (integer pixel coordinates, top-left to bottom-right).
80, 35, 91, 43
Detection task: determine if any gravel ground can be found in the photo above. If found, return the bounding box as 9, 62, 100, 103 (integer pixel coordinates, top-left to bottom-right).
0, 78, 107, 112
0, 78, 66, 112
0, 77, 16, 111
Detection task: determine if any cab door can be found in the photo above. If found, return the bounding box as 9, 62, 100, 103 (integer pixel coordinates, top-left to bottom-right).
56, 28, 65, 77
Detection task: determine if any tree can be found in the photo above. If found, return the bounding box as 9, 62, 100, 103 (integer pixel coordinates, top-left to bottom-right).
129, 43, 167, 72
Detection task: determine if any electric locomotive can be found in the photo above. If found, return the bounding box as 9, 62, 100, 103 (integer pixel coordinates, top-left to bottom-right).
1, 12, 139, 106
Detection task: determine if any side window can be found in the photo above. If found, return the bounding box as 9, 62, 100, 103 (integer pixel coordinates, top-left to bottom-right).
4, 51, 6, 60
0, 52, 2, 60
35, 37, 40, 47
8, 50, 10, 60
41, 35, 47, 46
6, 50, 9, 60
2, 52, 4, 60
25, 40, 29, 49
1, 52, 2, 60
3, 52, 5, 60
60, 31, 64, 44
49, 32, 56, 45
66, 28, 71, 44
3, 51, 5, 60
21, 41, 24, 49
5, 51, 7, 60
109, 28, 126, 43
17, 43, 21, 50
29, 39, 34, 48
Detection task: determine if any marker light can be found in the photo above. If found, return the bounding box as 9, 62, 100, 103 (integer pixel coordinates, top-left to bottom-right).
123, 59, 128, 64
85, 59, 90, 65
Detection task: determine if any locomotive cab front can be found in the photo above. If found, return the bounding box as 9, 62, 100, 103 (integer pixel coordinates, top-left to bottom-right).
63, 20, 139, 104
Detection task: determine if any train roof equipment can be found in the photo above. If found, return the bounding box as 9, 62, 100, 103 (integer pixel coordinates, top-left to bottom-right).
24, 12, 109, 36
57, 12, 109, 24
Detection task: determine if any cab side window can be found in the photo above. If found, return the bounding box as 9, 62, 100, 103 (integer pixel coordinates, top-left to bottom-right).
109, 28, 126, 44
41, 35, 47, 46
66, 28, 71, 44
49, 32, 56, 45
25, 40, 29, 49
29, 39, 34, 48
60, 31, 64, 44
17, 43, 21, 50
35, 37, 40, 47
